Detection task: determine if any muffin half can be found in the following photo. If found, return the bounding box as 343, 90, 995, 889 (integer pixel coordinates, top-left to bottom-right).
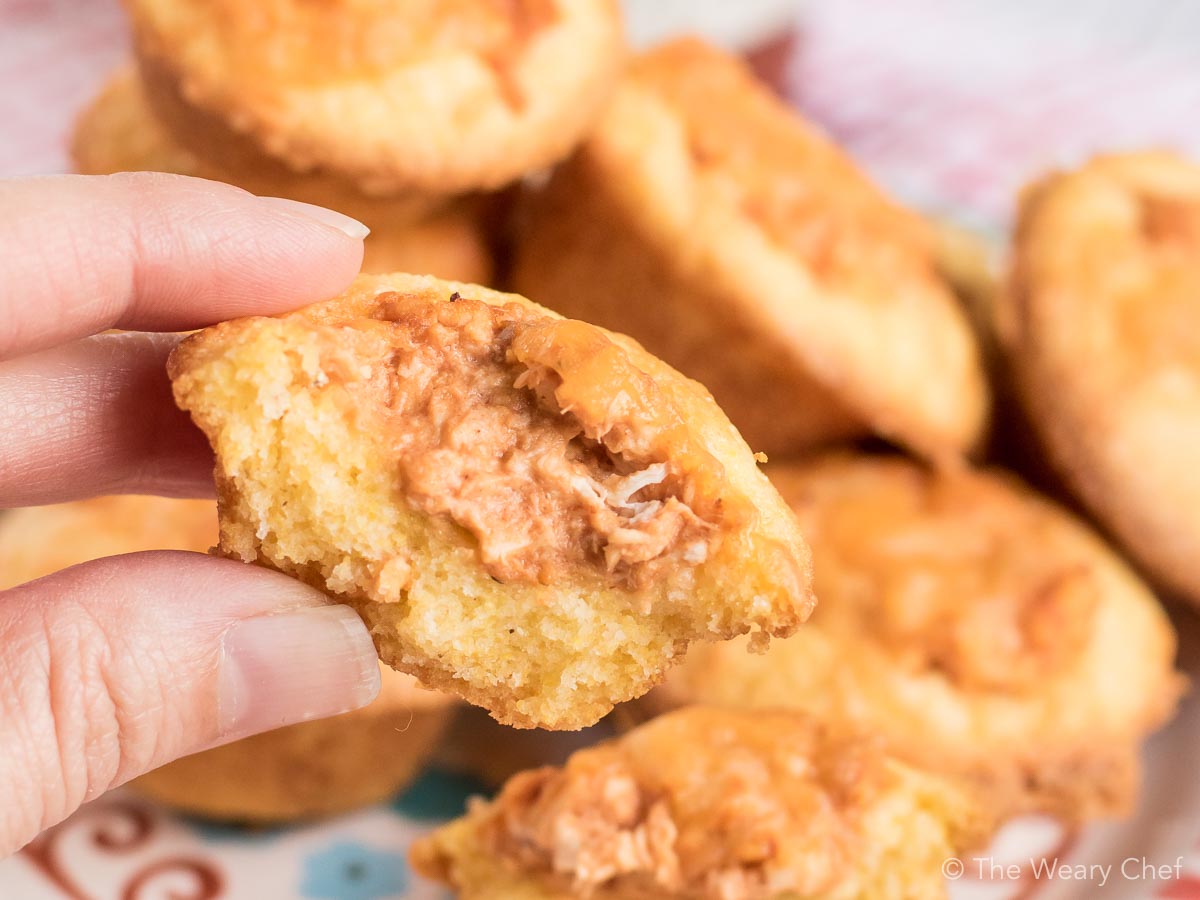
168, 274, 814, 729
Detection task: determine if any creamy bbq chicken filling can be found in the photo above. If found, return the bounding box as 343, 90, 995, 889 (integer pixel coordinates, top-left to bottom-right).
412, 708, 985, 900
368, 293, 721, 589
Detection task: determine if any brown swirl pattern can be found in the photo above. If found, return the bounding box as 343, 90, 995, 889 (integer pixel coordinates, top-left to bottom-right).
20, 800, 224, 900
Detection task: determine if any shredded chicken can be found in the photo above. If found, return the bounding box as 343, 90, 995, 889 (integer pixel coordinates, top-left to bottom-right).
478, 710, 896, 899
350, 293, 718, 587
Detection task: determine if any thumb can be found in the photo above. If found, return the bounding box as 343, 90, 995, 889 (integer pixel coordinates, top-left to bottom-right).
0, 551, 380, 855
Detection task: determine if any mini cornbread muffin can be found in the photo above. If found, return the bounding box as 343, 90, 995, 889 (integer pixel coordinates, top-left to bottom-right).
649, 455, 1183, 824
1001, 152, 1200, 604
133, 663, 451, 822
168, 273, 814, 730
0, 495, 455, 823
71, 67, 494, 283
124, 0, 625, 195
512, 38, 987, 461
411, 707, 987, 899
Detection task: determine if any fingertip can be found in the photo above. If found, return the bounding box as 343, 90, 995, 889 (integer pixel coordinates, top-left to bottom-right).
257, 196, 371, 241
0, 174, 370, 354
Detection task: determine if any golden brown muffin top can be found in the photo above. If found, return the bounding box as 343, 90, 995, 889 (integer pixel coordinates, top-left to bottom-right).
1002, 152, 1200, 604
127, 0, 624, 194
1010, 152, 1200, 386
415, 707, 979, 899
627, 39, 936, 302
567, 38, 986, 465
135, 0, 557, 96
652, 456, 1181, 824
771, 456, 1102, 693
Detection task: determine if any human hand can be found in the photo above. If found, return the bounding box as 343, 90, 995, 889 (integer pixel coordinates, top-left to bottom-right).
0, 173, 383, 855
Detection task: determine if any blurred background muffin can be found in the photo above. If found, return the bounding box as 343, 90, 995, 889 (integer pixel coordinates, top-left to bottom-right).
1000, 152, 1200, 608
645, 454, 1183, 825
512, 39, 988, 463
123, 0, 625, 196
72, 65, 496, 283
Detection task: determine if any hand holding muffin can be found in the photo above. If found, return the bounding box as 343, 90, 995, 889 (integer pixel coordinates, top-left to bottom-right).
0, 174, 381, 854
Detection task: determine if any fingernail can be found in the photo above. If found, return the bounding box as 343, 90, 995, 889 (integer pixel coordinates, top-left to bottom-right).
259, 196, 371, 240
217, 604, 381, 742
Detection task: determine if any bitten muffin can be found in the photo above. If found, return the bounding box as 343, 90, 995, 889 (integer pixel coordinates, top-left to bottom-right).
1001, 151, 1200, 604
411, 706, 987, 899
648, 455, 1183, 824
0, 495, 455, 823
168, 273, 814, 730
125, 0, 625, 195
71, 66, 493, 282
512, 38, 987, 461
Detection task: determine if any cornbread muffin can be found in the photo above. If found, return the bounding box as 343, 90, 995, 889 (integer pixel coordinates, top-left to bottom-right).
411, 707, 986, 899
71, 67, 493, 282
72, 65, 440, 225
125, 0, 625, 195
133, 664, 451, 822
1002, 151, 1200, 604
71, 65, 200, 179
649, 455, 1183, 824
168, 273, 814, 729
512, 38, 987, 461
0, 495, 455, 823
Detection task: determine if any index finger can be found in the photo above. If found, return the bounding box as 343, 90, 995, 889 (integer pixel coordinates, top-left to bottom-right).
0, 172, 367, 360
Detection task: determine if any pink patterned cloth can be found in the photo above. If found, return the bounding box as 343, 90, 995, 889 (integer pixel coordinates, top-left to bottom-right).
786, 0, 1200, 228
0, 0, 127, 176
